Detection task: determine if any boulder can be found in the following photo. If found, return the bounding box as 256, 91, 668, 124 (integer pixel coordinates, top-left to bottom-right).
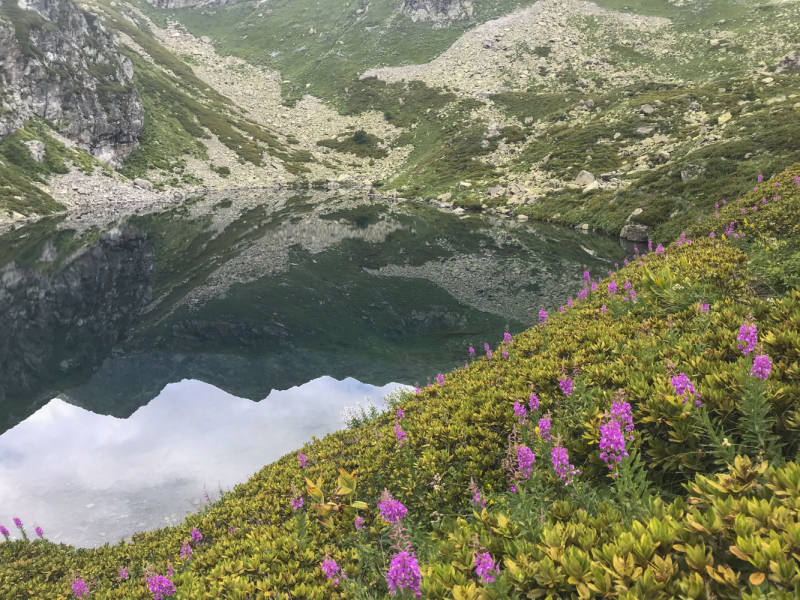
718, 111, 732, 125
640, 104, 656, 115
681, 164, 705, 182
655, 150, 670, 164
200, 36, 212, 44
600, 172, 619, 181
459, 181, 472, 189
488, 185, 506, 198
775, 52, 800, 74
517, 214, 529, 222
620, 222, 650, 242
582, 181, 601, 194
133, 178, 153, 191
574, 170, 596, 186
453, 207, 465, 215
688, 101, 702, 112
24, 140, 46, 163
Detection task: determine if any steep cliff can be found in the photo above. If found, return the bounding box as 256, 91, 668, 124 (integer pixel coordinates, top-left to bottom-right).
0, 0, 144, 167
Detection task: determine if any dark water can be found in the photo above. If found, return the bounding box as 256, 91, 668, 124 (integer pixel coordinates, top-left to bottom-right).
0, 193, 631, 546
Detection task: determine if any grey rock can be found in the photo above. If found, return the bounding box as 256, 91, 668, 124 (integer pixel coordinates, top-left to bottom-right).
133, 178, 153, 191
396, 0, 474, 25
620, 222, 650, 242
200, 36, 213, 44
574, 170, 596, 186
24, 140, 46, 163
636, 126, 655, 135
438, 192, 452, 201
655, 150, 670, 164
459, 181, 472, 189
688, 101, 702, 112
488, 185, 506, 198
775, 52, 800, 74
681, 164, 705, 182
600, 172, 618, 182
0, 0, 143, 168
640, 104, 656, 115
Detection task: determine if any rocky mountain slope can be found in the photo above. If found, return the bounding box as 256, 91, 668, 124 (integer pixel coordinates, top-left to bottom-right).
0, 0, 143, 166
4, 0, 800, 247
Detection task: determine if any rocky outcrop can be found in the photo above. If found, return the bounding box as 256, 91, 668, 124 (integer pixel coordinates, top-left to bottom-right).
145, 0, 230, 8
395, 0, 474, 26
0, 223, 155, 429
619, 208, 650, 242
0, 0, 143, 167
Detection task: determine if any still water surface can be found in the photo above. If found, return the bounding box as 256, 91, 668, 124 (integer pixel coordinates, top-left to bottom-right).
0, 192, 631, 547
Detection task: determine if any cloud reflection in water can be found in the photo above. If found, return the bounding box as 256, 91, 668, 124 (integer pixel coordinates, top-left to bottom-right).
0, 376, 404, 548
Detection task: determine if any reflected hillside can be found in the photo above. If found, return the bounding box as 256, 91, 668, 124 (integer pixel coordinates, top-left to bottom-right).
0, 194, 632, 435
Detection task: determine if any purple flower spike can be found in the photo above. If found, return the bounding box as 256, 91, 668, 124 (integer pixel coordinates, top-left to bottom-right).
437, 373, 445, 386
551, 445, 580, 484
355, 516, 365, 531
529, 393, 539, 411
538, 416, 551, 442
559, 378, 574, 397
298, 453, 307, 469
377, 492, 408, 524
539, 310, 548, 325
513, 401, 527, 425
147, 574, 176, 600
751, 354, 772, 380
386, 551, 421, 598
737, 322, 758, 356
322, 556, 344, 586
13, 518, 22, 530
120, 567, 129, 580
72, 578, 90, 599
469, 346, 475, 357
35, 526, 43, 539
475, 552, 500, 584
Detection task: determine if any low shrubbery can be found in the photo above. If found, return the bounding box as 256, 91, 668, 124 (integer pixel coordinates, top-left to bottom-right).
3, 167, 800, 598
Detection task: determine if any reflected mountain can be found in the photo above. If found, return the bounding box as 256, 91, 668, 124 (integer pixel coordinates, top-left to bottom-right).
0, 223, 155, 430
0, 195, 633, 434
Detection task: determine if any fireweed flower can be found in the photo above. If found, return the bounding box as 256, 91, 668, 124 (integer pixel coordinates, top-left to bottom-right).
599, 418, 628, 475
608, 281, 617, 296
513, 401, 527, 424
377, 491, 408, 524
72, 577, 90, 599
758, 174, 763, 183
0, 525, 9, 540
468, 477, 486, 509
560, 305, 565, 313
394, 420, 407, 446
180, 540, 192, 561
321, 555, 344, 585
503, 332, 513, 344
559, 377, 574, 397
677, 240, 682, 247
591, 281, 598, 292
529, 393, 540, 411
147, 575, 176, 600
290, 483, 304, 510
539, 309, 548, 325
610, 400, 635, 438
475, 552, 500, 584
551, 445, 580, 484
737, 322, 758, 356
648, 240, 653, 251
119, 568, 129, 580
567, 297, 574, 308
583, 270, 590, 282
355, 516, 365, 531
35, 526, 43, 539
630, 289, 637, 303
386, 551, 422, 598
298, 453, 308, 468
437, 373, 445, 386
516, 445, 536, 480
13, 518, 22, 530
469, 346, 475, 357
191, 528, 202, 544
501, 349, 509, 360
671, 373, 700, 405
656, 244, 665, 255
601, 305, 607, 314
710, 232, 715, 238
484, 343, 492, 359
751, 354, 772, 380
700, 303, 710, 315
538, 416, 551, 442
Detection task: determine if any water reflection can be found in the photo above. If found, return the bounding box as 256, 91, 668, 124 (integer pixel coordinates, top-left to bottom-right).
0, 376, 405, 548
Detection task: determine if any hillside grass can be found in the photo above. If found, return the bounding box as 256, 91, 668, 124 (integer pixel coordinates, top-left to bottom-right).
3, 158, 800, 598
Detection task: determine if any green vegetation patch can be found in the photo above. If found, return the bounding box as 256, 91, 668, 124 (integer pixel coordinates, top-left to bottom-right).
317, 130, 388, 159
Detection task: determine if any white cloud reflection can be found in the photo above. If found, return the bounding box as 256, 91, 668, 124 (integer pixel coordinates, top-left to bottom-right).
0, 376, 405, 548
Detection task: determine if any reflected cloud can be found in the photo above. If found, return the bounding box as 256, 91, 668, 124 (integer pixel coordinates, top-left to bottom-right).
0, 376, 406, 548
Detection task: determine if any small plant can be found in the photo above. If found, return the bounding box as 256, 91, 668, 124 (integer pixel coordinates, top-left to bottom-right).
353, 129, 369, 144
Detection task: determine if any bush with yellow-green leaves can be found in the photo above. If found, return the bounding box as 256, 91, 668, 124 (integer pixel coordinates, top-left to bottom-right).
4, 166, 800, 599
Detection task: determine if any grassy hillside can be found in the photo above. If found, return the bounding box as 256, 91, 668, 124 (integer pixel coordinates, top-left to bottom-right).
3, 161, 800, 598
